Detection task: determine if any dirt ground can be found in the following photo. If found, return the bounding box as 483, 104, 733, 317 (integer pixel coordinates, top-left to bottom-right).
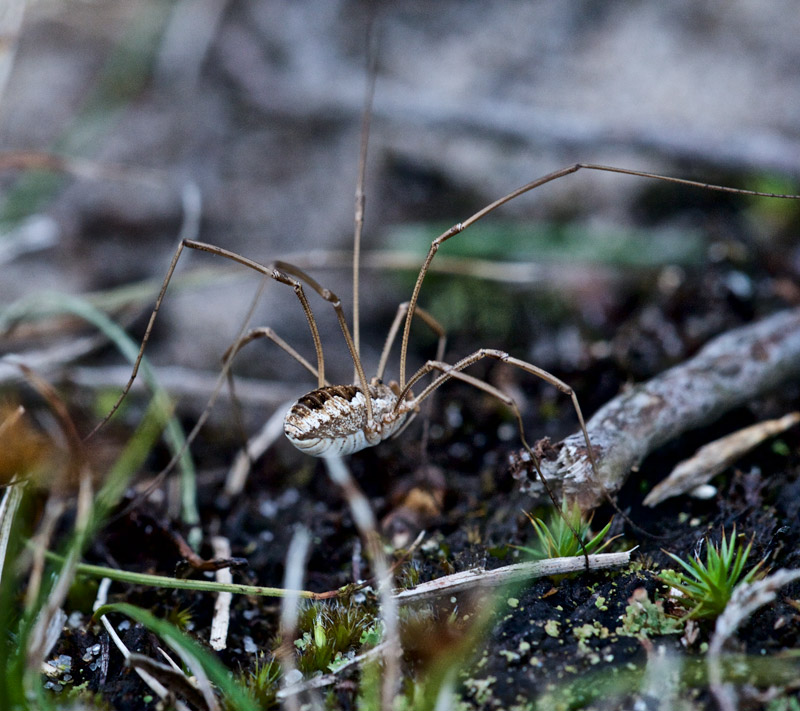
2, 2, 800, 709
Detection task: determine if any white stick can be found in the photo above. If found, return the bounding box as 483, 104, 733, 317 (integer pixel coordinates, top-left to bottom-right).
394, 550, 634, 603
209, 536, 233, 651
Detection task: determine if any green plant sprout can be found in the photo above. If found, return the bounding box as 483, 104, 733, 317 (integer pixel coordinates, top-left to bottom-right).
295, 602, 378, 675
236, 654, 281, 711
659, 527, 764, 620
516, 501, 615, 561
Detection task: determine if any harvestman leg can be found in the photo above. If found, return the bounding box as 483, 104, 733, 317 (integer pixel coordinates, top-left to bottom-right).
400, 351, 593, 567
401, 348, 598, 482
219, 326, 329, 465
376, 302, 448, 454
269, 259, 376, 426
221, 327, 326, 384
376, 302, 447, 381
398, 163, 800, 391
389, 163, 800, 541
86, 239, 377, 439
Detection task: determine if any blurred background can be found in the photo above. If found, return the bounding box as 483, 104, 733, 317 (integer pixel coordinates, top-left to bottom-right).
1, 0, 800, 431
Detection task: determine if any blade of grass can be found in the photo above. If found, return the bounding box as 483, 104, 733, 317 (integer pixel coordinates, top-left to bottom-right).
93, 602, 259, 711
0, 481, 24, 585
93, 389, 173, 525
1, 290, 198, 529
41, 548, 318, 599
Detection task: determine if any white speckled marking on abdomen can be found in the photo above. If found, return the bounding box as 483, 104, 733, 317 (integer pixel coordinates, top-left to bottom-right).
283, 383, 408, 457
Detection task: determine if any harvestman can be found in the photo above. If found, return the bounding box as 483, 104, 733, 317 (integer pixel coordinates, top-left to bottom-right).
88, 153, 800, 536
79, 23, 800, 552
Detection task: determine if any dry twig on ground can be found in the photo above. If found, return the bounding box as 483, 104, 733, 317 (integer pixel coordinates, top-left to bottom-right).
513, 307, 800, 510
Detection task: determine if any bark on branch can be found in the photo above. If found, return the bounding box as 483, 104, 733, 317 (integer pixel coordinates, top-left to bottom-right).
512, 307, 800, 510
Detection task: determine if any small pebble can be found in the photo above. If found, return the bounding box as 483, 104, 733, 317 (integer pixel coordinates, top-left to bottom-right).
689, 484, 717, 500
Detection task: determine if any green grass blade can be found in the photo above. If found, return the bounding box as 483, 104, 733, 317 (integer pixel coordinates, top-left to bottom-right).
93, 602, 258, 711
40, 548, 313, 599
94, 390, 173, 525
0, 291, 199, 529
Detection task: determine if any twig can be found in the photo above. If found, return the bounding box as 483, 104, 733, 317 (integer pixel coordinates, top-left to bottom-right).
515, 308, 800, 510
26, 475, 92, 679
126, 654, 209, 711
278, 642, 389, 700
224, 401, 294, 498
0, 336, 109, 385
394, 549, 634, 603
0, 480, 24, 583
44, 534, 614, 605
325, 457, 403, 711
325, 456, 401, 711
209, 536, 233, 652
157, 636, 220, 711
644, 411, 800, 506
63, 366, 298, 408
282, 248, 626, 288
0, 150, 170, 187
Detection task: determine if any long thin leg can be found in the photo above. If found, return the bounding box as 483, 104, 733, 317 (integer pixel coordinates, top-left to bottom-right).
376, 302, 446, 382
85, 239, 329, 439
398, 163, 800, 390
351, 11, 378, 371
272, 260, 374, 429
220, 326, 326, 384
376, 302, 447, 458
402, 357, 590, 568
401, 348, 599, 488
221, 326, 328, 472
403, 347, 667, 543
109, 275, 271, 523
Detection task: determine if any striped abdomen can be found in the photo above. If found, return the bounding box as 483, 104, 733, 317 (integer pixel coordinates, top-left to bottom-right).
284, 382, 410, 457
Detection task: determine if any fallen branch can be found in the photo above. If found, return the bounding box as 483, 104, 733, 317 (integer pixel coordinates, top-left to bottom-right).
513, 307, 800, 510
394, 549, 633, 603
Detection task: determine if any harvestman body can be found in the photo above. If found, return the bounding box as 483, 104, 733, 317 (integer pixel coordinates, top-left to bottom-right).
284, 381, 413, 457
